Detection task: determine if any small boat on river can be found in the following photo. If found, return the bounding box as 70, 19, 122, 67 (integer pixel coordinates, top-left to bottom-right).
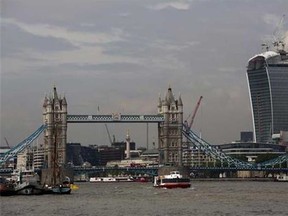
1, 169, 45, 196
153, 171, 191, 189
134, 176, 150, 183
90, 176, 134, 183
44, 176, 72, 194
276, 174, 288, 182
0, 177, 16, 196
13, 169, 44, 195
42, 123, 71, 195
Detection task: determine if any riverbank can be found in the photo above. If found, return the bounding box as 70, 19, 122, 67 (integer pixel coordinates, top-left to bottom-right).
191, 177, 276, 182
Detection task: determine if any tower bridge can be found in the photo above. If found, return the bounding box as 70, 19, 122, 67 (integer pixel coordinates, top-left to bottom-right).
41, 86, 184, 169
0, 86, 287, 172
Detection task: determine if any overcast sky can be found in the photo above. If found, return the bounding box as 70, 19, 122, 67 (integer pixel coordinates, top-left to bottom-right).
1, 0, 288, 148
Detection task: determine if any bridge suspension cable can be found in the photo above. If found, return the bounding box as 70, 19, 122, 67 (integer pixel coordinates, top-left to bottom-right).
0, 124, 47, 165
257, 153, 288, 168
182, 124, 253, 168
182, 124, 288, 169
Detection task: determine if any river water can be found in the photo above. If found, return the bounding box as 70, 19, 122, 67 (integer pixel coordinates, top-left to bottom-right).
1, 181, 287, 216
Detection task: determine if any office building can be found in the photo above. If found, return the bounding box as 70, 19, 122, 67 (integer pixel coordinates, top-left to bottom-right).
246, 50, 288, 143
240, 131, 253, 142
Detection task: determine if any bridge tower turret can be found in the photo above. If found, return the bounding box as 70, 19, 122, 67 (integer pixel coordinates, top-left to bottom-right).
158, 86, 183, 166
43, 86, 67, 168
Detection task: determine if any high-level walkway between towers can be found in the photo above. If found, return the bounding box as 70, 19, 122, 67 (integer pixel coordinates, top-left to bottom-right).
66, 114, 164, 123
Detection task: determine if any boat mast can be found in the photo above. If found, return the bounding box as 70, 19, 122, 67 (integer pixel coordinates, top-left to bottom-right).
52, 123, 58, 186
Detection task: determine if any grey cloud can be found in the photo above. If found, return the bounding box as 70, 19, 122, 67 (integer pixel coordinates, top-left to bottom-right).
55, 62, 148, 75
148, 1, 191, 11
2, 0, 288, 147
1, 23, 77, 57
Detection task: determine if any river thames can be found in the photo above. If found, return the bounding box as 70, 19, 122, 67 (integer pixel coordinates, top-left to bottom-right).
1, 181, 287, 216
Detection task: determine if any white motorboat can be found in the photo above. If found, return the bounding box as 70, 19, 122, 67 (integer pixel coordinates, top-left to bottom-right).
276, 174, 288, 182
153, 171, 191, 189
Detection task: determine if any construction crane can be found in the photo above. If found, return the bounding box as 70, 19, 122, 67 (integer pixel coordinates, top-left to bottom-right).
105, 124, 113, 145
4, 137, 10, 148
98, 105, 114, 145
184, 96, 203, 167
272, 14, 286, 51
186, 96, 203, 130
262, 14, 286, 52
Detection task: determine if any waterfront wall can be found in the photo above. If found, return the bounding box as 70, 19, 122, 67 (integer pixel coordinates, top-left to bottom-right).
237, 171, 266, 178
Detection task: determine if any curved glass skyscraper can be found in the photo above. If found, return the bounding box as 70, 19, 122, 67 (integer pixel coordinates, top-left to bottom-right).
246, 50, 288, 143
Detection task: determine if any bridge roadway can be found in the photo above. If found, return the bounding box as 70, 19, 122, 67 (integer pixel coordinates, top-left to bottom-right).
2, 166, 288, 175
73, 166, 288, 173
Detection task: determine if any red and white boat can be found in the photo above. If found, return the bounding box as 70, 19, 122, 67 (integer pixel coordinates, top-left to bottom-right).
134, 176, 150, 183
153, 171, 191, 189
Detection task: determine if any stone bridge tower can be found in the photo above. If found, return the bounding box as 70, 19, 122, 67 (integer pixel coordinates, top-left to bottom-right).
158, 86, 183, 166
42, 86, 67, 168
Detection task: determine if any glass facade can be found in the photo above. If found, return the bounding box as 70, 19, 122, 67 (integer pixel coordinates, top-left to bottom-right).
240, 131, 253, 142
247, 51, 288, 143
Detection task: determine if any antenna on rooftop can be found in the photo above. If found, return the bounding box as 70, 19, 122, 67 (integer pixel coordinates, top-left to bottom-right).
261, 43, 269, 52
261, 14, 286, 52
272, 14, 286, 51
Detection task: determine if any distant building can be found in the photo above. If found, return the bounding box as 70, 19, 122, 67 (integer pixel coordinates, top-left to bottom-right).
240, 131, 253, 142
280, 131, 288, 146
112, 141, 136, 151
216, 142, 286, 161
67, 143, 100, 166
16, 148, 33, 170
182, 145, 216, 167
182, 130, 286, 166
66, 143, 125, 166
128, 150, 142, 158
0, 147, 14, 168
1, 144, 45, 170
246, 50, 288, 143
140, 149, 159, 163
219, 142, 286, 155
33, 144, 45, 169
217, 131, 286, 162
0, 147, 10, 158
66, 143, 84, 166
272, 131, 288, 146
97, 145, 125, 166
106, 158, 157, 168
81, 145, 101, 165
